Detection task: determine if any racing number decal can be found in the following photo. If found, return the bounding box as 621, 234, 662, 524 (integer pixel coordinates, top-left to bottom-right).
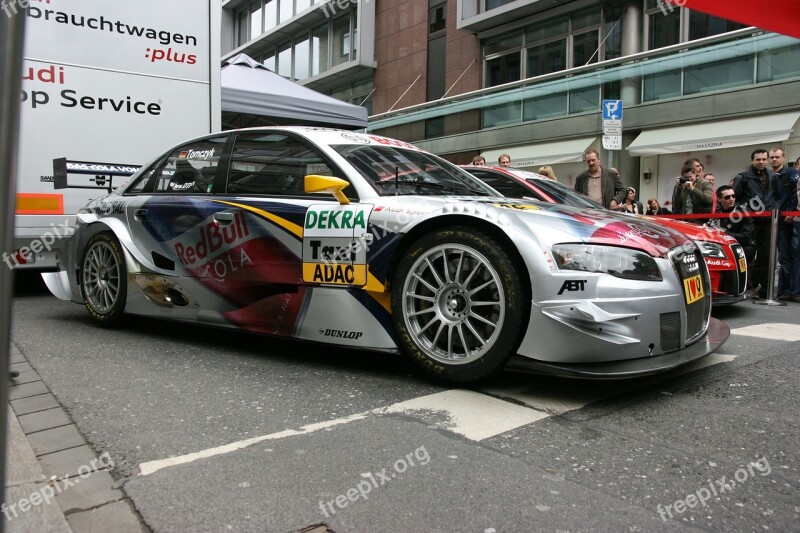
738, 257, 747, 273
683, 274, 704, 305
302, 205, 372, 286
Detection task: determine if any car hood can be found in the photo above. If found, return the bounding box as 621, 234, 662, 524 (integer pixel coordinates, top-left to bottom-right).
368, 196, 692, 258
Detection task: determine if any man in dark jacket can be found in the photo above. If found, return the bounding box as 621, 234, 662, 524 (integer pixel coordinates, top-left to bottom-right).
711, 185, 756, 263
671, 164, 713, 219
574, 149, 626, 209
768, 147, 798, 300
733, 148, 777, 297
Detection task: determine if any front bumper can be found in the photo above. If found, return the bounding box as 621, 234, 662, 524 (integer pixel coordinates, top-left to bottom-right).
507, 317, 729, 378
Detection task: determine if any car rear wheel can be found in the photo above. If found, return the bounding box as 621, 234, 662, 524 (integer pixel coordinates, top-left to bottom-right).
81, 232, 127, 326
392, 227, 528, 383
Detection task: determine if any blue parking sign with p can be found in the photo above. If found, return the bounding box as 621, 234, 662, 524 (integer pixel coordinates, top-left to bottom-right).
602, 100, 623, 120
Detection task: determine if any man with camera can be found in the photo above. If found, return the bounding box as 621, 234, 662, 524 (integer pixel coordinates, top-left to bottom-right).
671, 163, 713, 221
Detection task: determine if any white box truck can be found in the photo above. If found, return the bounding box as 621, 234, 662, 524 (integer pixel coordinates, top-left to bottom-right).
9, 0, 220, 270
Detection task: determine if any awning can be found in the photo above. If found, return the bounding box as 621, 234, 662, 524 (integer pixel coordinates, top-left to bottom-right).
627, 112, 800, 156
482, 137, 598, 168
221, 53, 368, 129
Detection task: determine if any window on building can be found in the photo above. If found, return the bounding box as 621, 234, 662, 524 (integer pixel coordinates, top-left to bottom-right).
312, 23, 329, 76
263, 49, 276, 71
757, 45, 800, 83
688, 12, 745, 40
294, 36, 310, 80
277, 41, 292, 78
237, 9, 249, 46
332, 15, 351, 66
427, 0, 447, 101
264, 0, 278, 32
684, 56, 754, 95
250, 1, 263, 39
279, 0, 293, 24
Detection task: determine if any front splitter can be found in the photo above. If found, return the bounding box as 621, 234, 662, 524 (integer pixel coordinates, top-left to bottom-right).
506, 317, 729, 379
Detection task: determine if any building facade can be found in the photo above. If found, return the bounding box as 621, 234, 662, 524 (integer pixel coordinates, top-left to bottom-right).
222, 0, 800, 206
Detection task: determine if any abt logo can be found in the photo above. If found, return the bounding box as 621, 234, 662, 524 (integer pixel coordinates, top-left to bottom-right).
558, 279, 587, 295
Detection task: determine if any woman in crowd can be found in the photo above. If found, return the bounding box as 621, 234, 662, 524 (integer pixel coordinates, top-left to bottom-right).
537, 165, 558, 181
646, 198, 671, 215
619, 187, 644, 214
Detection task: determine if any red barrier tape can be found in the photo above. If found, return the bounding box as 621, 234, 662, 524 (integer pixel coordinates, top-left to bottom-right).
660, 211, 800, 220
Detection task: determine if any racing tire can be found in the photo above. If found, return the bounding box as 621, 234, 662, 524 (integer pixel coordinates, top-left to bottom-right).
80, 232, 127, 326
392, 226, 528, 383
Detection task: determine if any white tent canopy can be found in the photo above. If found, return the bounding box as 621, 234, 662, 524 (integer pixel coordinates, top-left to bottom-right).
221, 53, 368, 130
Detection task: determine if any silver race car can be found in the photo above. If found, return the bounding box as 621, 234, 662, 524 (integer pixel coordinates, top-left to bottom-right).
43, 127, 728, 383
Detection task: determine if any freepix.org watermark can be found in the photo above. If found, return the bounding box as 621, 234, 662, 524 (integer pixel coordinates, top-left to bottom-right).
2, 452, 114, 521
318, 445, 431, 518
656, 456, 771, 522
1, 0, 49, 19
2, 219, 72, 270
656, 0, 687, 16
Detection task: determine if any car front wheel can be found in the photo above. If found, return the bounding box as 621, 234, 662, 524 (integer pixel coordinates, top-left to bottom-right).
392, 227, 528, 383
81, 232, 127, 326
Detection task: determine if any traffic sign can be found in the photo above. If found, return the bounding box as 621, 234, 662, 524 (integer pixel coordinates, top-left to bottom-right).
602, 135, 622, 150
603, 125, 622, 135
602, 99, 623, 120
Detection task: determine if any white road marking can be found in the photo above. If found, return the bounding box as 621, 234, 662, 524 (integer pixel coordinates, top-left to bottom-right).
730, 323, 800, 341
137, 354, 737, 476
381, 389, 549, 441
138, 412, 369, 476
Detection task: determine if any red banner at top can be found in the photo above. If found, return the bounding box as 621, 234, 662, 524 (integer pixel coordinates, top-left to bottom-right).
667, 0, 800, 39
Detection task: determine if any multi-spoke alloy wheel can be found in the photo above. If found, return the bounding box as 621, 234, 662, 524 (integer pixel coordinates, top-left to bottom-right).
392, 227, 528, 383
81, 232, 127, 325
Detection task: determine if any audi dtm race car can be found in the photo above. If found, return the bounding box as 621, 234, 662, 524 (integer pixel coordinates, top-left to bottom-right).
43, 127, 728, 383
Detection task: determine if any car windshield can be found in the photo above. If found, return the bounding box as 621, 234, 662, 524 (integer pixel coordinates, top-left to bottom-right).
519, 173, 602, 209
334, 145, 496, 197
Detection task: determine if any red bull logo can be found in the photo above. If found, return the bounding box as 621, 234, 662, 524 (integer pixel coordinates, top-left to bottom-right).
174, 212, 250, 266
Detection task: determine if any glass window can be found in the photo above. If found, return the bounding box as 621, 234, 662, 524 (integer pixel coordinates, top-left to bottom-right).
689, 12, 745, 40
684, 56, 753, 95
487, 54, 520, 87
568, 86, 598, 114
573, 31, 599, 67
296, 0, 311, 14
485, 32, 522, 55
523, 92, 567, 121
153, 137, 227, 194
467, 170, 532, 198
429, 4, 446, 34
227, 133, 338, 196
604, 2, 623, 60
123, 158, 165, 194
527, 39, 566, 77
263, 50, 276, 72
250, 1, 263, 39
648, 10, 680, 49
571, 6, 600, 31
643, 70, 682, 102
279, 0, 293, 23
757, 45, 800, 83
332, 15, 351, 66
483, 101, 521, 127
294, 36, 310, 80
277, 41, 292, 78
264, 0, 278, 31
312, 23, 329, 76
525, 16, 568, 44
237, 10, 249, 46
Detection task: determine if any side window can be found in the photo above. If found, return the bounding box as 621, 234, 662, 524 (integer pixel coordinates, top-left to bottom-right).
471, 171, 533, 199
123, 159, 163, 194
153, 136, 227, 194
226, 132, 342, 196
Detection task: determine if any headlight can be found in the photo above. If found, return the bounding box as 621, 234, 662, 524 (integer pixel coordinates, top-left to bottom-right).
695, 240, 726, 258
551, 244, 663, 281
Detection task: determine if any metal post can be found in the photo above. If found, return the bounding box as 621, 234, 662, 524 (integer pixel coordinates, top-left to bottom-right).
753, 208, 786, 306
1, 8, 27, 532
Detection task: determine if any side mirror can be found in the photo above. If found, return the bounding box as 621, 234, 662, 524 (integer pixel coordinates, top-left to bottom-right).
304, 175, 350, 205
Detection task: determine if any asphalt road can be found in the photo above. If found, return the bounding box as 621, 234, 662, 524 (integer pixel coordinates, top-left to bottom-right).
10, 272, 800, 532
